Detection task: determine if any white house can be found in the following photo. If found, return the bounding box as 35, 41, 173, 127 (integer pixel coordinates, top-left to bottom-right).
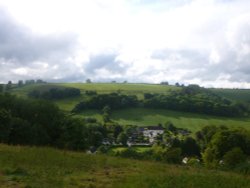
142, 126, 164, 143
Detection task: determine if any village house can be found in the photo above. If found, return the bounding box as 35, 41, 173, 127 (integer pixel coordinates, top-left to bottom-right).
142, 126, 165, 143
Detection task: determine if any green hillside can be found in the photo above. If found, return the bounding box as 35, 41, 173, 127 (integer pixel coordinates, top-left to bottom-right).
211, 88, 250, 103
74, 108, 250, 133
11, 83, 179, 99
0, 144, 249, 188
9, 83, 250, 132
11, 83, 250, 102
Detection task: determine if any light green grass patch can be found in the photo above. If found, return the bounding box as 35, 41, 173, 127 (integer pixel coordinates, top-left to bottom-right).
75, 108, 250, 133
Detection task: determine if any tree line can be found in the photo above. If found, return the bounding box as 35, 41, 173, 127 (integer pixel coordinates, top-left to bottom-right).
72, 92, 138, 113
28, 87, 81, 100
0, 93, 105, 150
72, 85, 249, 117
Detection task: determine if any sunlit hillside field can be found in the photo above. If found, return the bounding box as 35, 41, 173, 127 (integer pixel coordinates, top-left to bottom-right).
0, 144, 249, 188
74, 108, 250, 133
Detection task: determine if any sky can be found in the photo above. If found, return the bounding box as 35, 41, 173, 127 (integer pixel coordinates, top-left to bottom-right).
0, 0, 250, 88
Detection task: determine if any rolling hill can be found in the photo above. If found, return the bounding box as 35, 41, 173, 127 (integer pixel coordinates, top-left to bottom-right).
10, 83, 250, 133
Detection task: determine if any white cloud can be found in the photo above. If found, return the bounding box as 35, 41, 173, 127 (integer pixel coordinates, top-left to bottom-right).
0, 0, 250, 87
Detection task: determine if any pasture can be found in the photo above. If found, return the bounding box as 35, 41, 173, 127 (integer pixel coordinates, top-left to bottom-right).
74, 108, 250, 133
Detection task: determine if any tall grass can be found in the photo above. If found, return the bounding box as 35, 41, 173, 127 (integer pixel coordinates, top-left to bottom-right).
0, 144, 249, 188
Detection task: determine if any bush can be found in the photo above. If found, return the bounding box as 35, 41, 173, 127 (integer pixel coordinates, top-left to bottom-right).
117, 148, 142, 159
162, 147, 182, 164
97, 145, 110, 154
223, 147, 247, 168
234, 161, 250, 175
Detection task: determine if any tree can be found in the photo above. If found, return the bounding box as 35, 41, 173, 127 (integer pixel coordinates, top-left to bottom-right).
162, 147, 182, 164
202, 128, 250, 168
181, 137, 200, 157
195, 125, 227, 151
18, 80, 23, 87
117, 132, 128, 146
160, 81, 169, 85
86, 79, 91, 83
0, 109, 12, 143
223, 147, 246, 168
0, 84, 3, 92
164, 121, 177, 133
6, 81, 12, 90
102, 105, 111, 123
25, 80, 35, 85
36, 79, 45, 84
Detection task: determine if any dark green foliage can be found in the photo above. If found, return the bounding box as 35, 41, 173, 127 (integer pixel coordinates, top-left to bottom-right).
0, 93, 106, 151
17, 80, 23, 87
97, 145, 110, 153
144, 85, 248, 117
72, 93, 138, 112
195, 125, 227, 151
25, 80, 35, 85
6, 81, 12, 90
0, 108, 12, 143
102, 105, 111, 123
117, 132, 128, 146
28, 87, 81, 100
0, 84, 3, 92
223, 147, 246, 168
162, 147, 182, 164
203, 128, 250, 168
117, 148, 143, 159
86, 78, 91, 83
164, 121, 177, 133
181, 137, 200, 157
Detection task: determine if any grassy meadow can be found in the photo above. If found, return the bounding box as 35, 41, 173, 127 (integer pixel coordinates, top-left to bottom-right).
74, 108, 250, 133
0, 144, 250, 188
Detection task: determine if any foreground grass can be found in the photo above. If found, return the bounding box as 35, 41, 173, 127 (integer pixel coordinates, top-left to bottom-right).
0, 144, 250, 188
74, 108, 250, 133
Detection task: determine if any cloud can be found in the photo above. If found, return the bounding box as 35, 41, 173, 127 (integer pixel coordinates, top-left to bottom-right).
0, 0, 250, 88
0, 8, 80, 82
84, 53, 128, 74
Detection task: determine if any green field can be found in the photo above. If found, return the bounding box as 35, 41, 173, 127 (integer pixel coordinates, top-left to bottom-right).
11, 83, 250, 102
74, 108, 250, 133
11, 83, 179, 99
0, 144, 249, 188
10, 83, 250, 132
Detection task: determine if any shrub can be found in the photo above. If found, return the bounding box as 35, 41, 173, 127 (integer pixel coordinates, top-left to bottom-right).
162, 147, 182, 164
223, 147, 247, 168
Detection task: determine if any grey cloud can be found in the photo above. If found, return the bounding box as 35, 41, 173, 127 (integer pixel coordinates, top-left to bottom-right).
152, 49, 208, 69
0, 9, 76, 64
0, 8, 80, 83
84, 53, 128, 74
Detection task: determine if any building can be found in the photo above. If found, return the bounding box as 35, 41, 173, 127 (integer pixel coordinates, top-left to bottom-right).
142, 126, 164, 143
